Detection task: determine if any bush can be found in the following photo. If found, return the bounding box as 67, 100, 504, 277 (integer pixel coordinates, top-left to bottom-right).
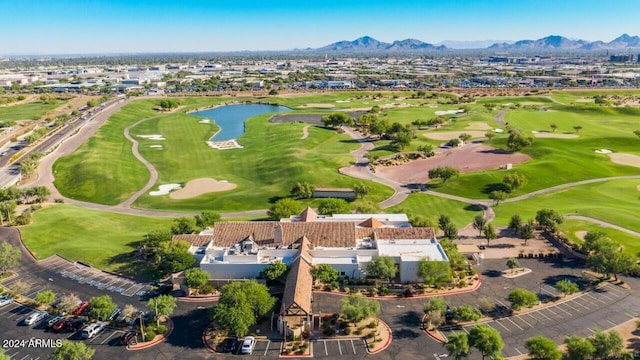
367, 320, 378, 329
200, 284, 215, 295
156, 325, 167, 334
367, 332, 375, 339
343, 327, 351, 335
339, 321, 349, 330
144, 327, 157, 340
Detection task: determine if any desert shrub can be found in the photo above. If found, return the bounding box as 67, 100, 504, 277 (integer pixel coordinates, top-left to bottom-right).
343, 327, 351, 335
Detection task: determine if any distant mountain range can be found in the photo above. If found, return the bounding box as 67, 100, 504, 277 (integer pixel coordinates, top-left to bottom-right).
315, 34, 640, 52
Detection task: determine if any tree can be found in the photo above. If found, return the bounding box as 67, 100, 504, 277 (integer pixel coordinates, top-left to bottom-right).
446, 332, 471, 360
468, 324, 504, 360
353, 182, 371, 199
478, 297, 495, 314
489, 190, 507, 205
582, 231, 607, 253
452, 305, 482, 322
268, 198, 302, 220
369, 118, 390, 137
183, 268, 210, 290
439, 239, 467, 271
341, 293, 380, 325
550, 123, 558, 132
35, 290, 55, 305
194, 211, 220, 230
448, 138, 461, 147
472, 215, 487, 236
508, 214, 522, 233
171, 216, 198, 234
506, 258, 519, 270
428, 166, 460, 183
89, 295, 117, 321
50, 340, 95, 360
438, 214, 453, 230
0, 200, 17, 224
507, 288, 538, 310
423, 297, 448, 315
311, 264, 339, 284
573, 125, 582, 133
554, 279, 579, 297
506, 132, 533, 151
590, 329, 623, 359
59, 294, 81, 315
143, 228, 173, 248
586, 239, 635, 281
355, 201, 381, 214
210, 281, 275, 336
155, 240, 194, 275
417, 258, 451, 286
525, 336, 562, 360
148, 294, 178, 327
263, 260, 288, 282
121, 304, 139, 323
0, 242, 21, 275
317, 198, 351, 215
564, 336, 595, 360
502, 173, 527, 192
483, 223, 496, 245
485, 131, 495, 141
366, 256, 397, 281
458, 133, 473, 143
158, 99, 180, 110
290, 182, 314, 199
535, 209, 563, 233
520, 220, 535, 245
634, 129, 640, 139
443, 222, 459, 240
391, 130, 412, 150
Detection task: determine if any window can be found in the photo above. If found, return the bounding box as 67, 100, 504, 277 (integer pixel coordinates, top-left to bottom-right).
340, 272, 345, 276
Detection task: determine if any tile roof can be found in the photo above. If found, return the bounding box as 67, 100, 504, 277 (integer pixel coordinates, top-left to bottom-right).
281, 237, 313, 316
171, 234, 214, 247
299, 207, 318, 222
212, 222, 356, 248
355, 227, 435, 240
358, 217, 385, 228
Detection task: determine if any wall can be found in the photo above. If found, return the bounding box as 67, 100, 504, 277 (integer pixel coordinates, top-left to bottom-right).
200, 262, 269, 279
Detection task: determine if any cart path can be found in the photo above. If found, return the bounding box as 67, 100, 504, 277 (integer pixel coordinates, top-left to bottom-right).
301, 125, 310, 139
564, 215, 640, 238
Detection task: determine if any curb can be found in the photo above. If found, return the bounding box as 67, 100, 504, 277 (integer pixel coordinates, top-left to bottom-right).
366, 319, 392, 354
202, 324, 217, 353
127, 317, 174, 350
177, 296, 219, 303
422, 314, 447, 343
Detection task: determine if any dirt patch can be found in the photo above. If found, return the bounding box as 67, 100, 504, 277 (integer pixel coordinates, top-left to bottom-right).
575, 231, 587, 240
465, 122, 492, 130
609, 153, 640, 168
423, 130, 487, 140
375, 144, 531, 184
455, 226, 558, 259
533, 133, 578, 139
169, 178, 237, 199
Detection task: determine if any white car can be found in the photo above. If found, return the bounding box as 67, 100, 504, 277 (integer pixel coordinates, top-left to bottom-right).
241, 336, 255, 354
80, 321, 105, 339
24, 311, 49, 326
0, 295, 13, 307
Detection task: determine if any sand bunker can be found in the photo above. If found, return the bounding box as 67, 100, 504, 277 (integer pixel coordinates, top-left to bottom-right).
575, 231, 588, 240
533, 133, 578, 139
424, 131, 487, 140
375, 144, 531, 184
138, 134, 165, 141
206, 139, 243, 150
169, 178, 237, 199
576, 98, 593, 103
609, 153, 640, 168
149, 183, 181, 196
435, 109, 465, 116
493, 128, 504, 133
336, 100, 351, 103
595, 149, 612, 154
465, 122, 492, 130
149, 145, 163, 150
198, 119, 212, 124
299, 103, 335, 109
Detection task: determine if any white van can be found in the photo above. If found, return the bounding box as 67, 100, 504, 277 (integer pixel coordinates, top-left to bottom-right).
80, 321, 105, 339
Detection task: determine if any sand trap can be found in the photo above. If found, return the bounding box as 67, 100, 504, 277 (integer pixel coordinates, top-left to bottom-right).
575, 231, 588, 240
206, 139, 243, 150
299, 103, 335, 109
595, 149, 613, 154
149, 145, 163, 150
169, 178, 237, 199
149, 183, 181, 196
533, 133, 578, 139
336, 100, 351, 103
576, 98, 593, 103
435, 109, 464, 116
609, 153, 640, 168
502, 103, 514, 106
637, 184, 640, 191
138, 134, 166, 141
301, 125, 310, 140
465, 122, 492, 130
493, 128, 504, 133
198, 119, 212, 124
424, 130, 487, 140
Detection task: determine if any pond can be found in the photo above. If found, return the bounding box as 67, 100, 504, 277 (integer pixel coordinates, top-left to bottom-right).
192, 103, 291, 141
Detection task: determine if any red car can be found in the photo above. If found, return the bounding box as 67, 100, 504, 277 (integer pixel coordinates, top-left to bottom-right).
73, 301, 89, 315
52, 318, 73, 333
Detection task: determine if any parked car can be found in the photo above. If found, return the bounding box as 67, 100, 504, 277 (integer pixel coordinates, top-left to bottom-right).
107, 307, 122, 321
52, 317, 74, 333
24, 311, 49, 326
240, 336, 255, 354
222, 337, 239, 353
445, 305, 454, 321
147, 285, 172, 298
127, 310, 145, 326
80, 322, 105, 339
73, 301, 89, 315
0, 295, 13, 307
46, 315, 65, 329
66, 318, 86, 333
119, 331, 138, 346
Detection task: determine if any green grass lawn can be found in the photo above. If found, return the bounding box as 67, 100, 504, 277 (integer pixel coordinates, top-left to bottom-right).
388, 193, 483, 229
557, 219, 640, 258
19, 204, 174, 279
0, 100, 64, 121
492, 179, 640, 233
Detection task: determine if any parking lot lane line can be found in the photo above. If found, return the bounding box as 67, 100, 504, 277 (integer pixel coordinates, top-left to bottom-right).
351, 339, 356, 354
514, 315, 532, 328
101, 331, 117, 345
514, 348, 523, 355
337, 339, 342, 355
533, 309, 552, 322
19, 354, 30, 360
594, 292, 616, 302
494, 320, 511, 332
587, 328, 596, 334
324, 340, 328, 356
8, 351, 19, 359
570, 299, 591, 311
504, 317, 524, 331
555, 303, 577, 316
606, 320, 617, 326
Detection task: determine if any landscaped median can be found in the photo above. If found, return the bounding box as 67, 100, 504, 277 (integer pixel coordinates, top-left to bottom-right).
127, 317, 174, 350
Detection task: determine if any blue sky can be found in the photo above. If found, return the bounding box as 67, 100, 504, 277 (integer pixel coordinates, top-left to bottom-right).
3, 0, 639, 54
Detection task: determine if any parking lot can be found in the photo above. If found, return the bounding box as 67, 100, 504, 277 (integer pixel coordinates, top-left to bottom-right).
438, 282, 635, 357
311, 338, 368, 358
0, 301, 130, 359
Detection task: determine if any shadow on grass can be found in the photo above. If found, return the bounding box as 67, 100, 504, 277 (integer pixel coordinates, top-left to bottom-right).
104, 251, 161, 281
464, 204, 484, 212
482, 183, 510, 194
